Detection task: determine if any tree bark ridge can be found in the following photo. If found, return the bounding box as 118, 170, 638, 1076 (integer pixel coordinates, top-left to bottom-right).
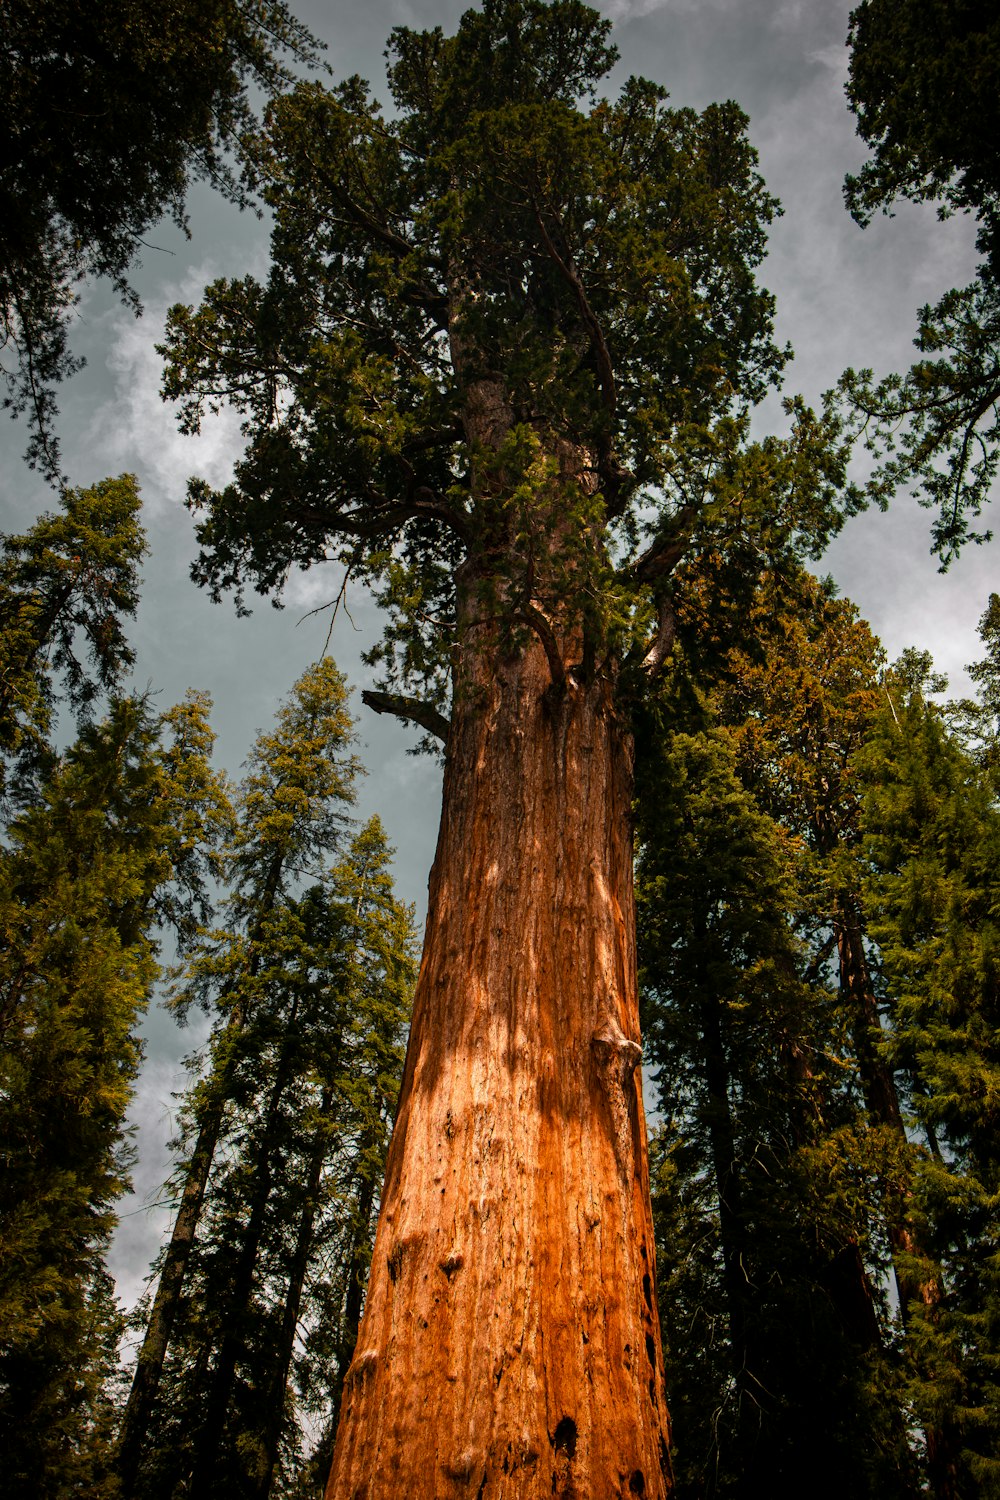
326, 631, 671, 1498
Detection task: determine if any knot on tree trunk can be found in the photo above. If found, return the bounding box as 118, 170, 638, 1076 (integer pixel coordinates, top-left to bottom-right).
592, 1018, 643, 1081
592, 1018, 643, 1182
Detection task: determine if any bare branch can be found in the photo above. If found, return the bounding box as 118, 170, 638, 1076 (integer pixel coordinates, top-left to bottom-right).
361, 689, 450, 743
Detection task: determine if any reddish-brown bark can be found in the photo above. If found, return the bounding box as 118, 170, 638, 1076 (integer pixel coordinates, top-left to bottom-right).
326, 623, 672, 1498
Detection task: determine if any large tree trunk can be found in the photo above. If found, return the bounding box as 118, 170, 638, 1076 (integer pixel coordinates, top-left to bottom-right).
326, 629, 672, 1498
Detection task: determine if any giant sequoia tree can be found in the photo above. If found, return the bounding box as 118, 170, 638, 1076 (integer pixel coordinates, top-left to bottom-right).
161, 3, 856, 1492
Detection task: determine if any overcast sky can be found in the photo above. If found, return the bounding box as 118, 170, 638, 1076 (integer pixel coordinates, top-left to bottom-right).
1, 0, 992, 1311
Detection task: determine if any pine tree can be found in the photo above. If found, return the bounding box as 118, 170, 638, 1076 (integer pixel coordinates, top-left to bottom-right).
0, 475, 145, 805
116, 657, 363, 1497
0, 689, 230, 1498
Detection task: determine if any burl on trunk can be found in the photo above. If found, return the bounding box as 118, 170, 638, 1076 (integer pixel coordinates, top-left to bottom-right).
326, 625, 672, 1498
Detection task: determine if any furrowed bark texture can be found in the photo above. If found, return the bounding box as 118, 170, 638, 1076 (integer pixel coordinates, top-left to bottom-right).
326, 633, 672, 1499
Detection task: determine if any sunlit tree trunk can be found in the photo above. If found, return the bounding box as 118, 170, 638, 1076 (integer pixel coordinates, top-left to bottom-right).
327, 623, 672, 1498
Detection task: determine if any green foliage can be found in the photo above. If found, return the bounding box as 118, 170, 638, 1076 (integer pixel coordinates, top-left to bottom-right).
0, 690, 230, 1497
841, 0, 1000, 563
136, 806, 415, 1496
640, 565, 1000, 1493
846, 0, 1000, 275
0, 0, 319, 477
840, 278, 1000, 564
160, 0, 856, 720
0, 475, 145, 804
855, 678, 1000, 1490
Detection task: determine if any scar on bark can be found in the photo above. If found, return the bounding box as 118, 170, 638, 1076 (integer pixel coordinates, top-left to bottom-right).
592, 1017, 643, 1178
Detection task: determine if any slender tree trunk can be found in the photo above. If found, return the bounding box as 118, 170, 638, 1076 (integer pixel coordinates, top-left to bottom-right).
327, 1123, 383, 1442
694, 985, 753, 1397
116, 851, 285, 1499
326, 633, 671, 1497
251, 1087, 335, 1500
115, 1032, 236, 1498
834, 898, 958, 1500
834, 900, 936, 1296
188, 994, 304, 1498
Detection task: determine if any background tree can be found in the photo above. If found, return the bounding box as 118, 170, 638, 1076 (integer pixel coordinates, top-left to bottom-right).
0, 475, 145, 806
637, 554, 1000, 1496
116, 656, 362, 1497
856, 669, 1000, 1495
131, 818, 414, 1500
0, 690, 230, 1500
160, 2, 858, 1489
0, 0, 318, 476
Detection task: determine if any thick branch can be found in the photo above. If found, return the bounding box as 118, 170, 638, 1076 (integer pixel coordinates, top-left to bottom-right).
627, 508, 697, 585
361, 690, 450, 743
640, 595, 677, 678
532, 202, 616, 419
515, 601, 566, 691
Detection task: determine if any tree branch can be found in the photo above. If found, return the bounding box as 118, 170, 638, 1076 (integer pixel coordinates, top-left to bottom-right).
515, 602, 566, 690
361, 690, 450, 743
640, 596, 677, 679
532, 201, 616, 418
291, 492, 472, 547
625, 507, 698, 585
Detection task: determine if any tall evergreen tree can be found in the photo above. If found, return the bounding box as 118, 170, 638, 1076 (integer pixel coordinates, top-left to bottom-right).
159, 3, 858, 1487
856, 670, 1000, 1496
132, 817, 414, 1500
635, 653, 910, 1500
116, 657, 362, 1497
0, 689, 230, 1499
0, 475, 145, 805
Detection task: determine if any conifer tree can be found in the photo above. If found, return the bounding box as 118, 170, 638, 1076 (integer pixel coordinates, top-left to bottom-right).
116, 658, 363, 1497
0, 689, 230, 1499
132, 817, 414, 1500
0, 475, 145, 805
159, 3, 859, 1487
637, 562, 1000, 1495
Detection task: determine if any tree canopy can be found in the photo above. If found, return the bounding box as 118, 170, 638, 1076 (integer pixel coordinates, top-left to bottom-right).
0, 0, 318, 476
841, 0, 1000, 563
162, 0, 856, 733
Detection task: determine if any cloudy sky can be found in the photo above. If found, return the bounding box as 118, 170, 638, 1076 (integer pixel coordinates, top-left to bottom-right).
1, 0, 991, 1310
